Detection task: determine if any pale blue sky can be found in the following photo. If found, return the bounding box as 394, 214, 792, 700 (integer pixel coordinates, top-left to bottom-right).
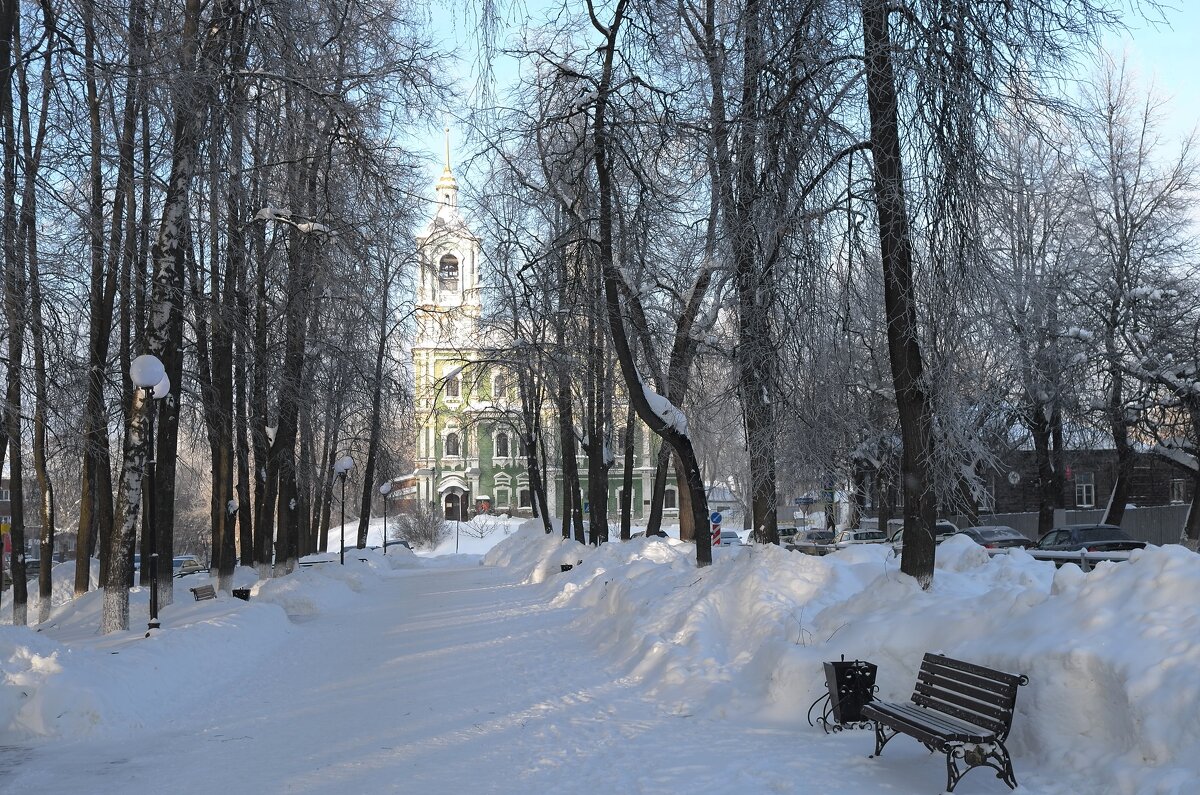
1111, 3, 1200, 145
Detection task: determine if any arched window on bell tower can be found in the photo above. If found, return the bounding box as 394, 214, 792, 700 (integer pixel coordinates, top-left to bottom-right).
439, 254, 459, 296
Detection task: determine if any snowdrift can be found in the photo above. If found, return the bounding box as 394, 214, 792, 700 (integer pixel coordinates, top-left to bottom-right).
0, 547, 419, 741
488, 529, 1200, 794
3, 521, 1197, 793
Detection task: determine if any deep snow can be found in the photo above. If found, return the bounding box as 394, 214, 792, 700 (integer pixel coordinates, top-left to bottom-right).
0, 517, 1196, 793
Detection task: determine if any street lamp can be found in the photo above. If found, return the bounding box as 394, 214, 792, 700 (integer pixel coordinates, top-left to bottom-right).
333, 455, 354, 564
130, 354, 169, 633
379, 481, 393, 553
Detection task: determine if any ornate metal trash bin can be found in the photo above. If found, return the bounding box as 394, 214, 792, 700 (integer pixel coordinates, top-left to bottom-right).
808, 657, 877, 732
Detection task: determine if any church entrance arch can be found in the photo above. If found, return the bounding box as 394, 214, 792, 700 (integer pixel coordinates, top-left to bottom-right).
443, 491, 462, 521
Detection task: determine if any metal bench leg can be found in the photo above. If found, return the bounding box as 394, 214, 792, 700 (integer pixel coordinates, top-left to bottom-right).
992, 740, 1018, 790
945, 741, 1018, 793
869, 721, 898, 758
945, 743, 965, 793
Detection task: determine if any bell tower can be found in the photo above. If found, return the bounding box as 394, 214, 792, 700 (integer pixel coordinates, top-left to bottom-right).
414, 128, 482, 348
411, 129, 485, 518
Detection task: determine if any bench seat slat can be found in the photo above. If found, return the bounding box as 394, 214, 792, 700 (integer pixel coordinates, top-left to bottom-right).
863, 700, 996, 744
924, 653, 1023, 689
912, 692, 1008, 737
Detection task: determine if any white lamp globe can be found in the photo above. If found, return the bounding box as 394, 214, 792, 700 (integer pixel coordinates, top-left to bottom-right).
379, 482, 393, 496
333, 455, 354, 475
130, 354, 166, 388
151, 373, 171, 399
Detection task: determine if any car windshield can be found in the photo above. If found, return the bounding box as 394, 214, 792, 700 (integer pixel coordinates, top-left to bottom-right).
808, 530, 834, 541
1077, 527, 1132, 542
855, 530, 886, 541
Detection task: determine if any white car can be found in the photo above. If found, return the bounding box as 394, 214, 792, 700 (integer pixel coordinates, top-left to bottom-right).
172, 555, 206, 577
833, 529, 888, 547
717, 530, 744, 546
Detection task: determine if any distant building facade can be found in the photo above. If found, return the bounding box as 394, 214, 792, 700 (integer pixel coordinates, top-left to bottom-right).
408, 142, 663, 523
988, 449, 1194, 513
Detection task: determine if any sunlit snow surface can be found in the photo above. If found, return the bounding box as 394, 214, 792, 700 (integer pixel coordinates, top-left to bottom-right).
1, 520, 1197, 793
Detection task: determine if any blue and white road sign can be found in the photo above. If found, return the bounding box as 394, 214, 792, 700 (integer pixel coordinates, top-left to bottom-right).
710, 511, 723, 525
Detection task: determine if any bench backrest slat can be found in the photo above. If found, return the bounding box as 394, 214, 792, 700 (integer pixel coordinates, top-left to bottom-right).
909, 654, 1022, 740
915, 669, 1014, 709
926, 653, 1023, 689
913, 682, 1011, 727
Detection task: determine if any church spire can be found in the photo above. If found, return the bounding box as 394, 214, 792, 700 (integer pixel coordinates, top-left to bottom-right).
436, 126, 458, 207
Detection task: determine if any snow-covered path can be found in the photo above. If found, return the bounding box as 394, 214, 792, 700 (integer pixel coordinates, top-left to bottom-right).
4, 559, 1040, 793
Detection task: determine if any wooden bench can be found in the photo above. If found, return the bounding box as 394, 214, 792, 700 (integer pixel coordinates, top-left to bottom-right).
862, 653, 1028, 792
189, 584, 217, 602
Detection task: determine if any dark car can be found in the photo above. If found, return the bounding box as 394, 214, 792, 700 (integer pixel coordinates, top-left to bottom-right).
1035, 524, 1147, 553
957, 526, 1033, 550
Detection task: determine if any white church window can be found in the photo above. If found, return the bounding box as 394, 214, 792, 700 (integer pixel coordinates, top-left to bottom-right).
445, 432, 461, 457
664, 488, 677, 509
495, 431, 510, 459
445, 373, 460, 399
519, 489, 531, 509
495, 487, 510, 508
493, 372, 510, 401
439, 254, 459, 293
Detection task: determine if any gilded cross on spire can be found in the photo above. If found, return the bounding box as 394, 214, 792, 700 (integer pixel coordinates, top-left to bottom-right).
445, 126, 452, 171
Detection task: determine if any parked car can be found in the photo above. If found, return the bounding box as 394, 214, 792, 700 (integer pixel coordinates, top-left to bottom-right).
717, 530, 744, 546
935, 520, 960, 541
834, 528, 888, 547
787, 528, 837, 555
172, 555, 205, 577
957, 526, 1033, 550
630, 529, 669, 539
1034, 524, 1147, 553
777, 526, 799, 544
889, 521, 960, 552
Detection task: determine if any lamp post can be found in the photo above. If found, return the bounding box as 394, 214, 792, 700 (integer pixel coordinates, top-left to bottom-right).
379, 481, 393, 553
334, 455, 354, 564
130, 354, 169, 633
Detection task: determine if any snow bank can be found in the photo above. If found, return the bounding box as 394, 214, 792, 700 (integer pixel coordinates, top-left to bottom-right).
483, 522, 588, 583
499, 531, 1200, 794
0, 553, 411, 742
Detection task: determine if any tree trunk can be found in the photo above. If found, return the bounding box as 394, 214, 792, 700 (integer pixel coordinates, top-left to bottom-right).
619, 404, 634, 540
1, 0, 28, 623
1031, 406, 1057, 535
584, 305, 610, 544
588, 0, 710, 566
358, 273, 391, 548
862, 0, 937, 586
1102, 343, 1133, 526
102, 392, 146, 633
14, 0, 56, 621
75, 0, 119, 595
518, 371, 553, 534
272, 228, 321, 572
